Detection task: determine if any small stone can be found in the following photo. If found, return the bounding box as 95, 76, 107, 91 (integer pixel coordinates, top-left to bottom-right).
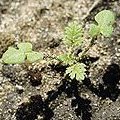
116, 53, 120, 57
0, 86, 3, 91
117, 39, 120, 43
15, 85, 24, 94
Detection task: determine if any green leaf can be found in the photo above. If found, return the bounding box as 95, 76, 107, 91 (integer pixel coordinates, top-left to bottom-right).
57, 53, 76, 65
95, 10, 115, 26
17, 42, 32, 52
100, 25, 113, 37
66, 63, 86, 81
89, 10, 115, 37
89, 24, 100, 37
63, 21, 83, 47
2, 47, 25, 64
26, 51, 43, 63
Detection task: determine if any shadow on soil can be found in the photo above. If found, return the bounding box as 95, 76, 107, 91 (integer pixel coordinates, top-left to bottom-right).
15, 61, 120, 120
16, 79, 92, 120
15, 56, 99, 120
46, 79, 92, 120
83, 63, 120, 101
16, 95, 54, 120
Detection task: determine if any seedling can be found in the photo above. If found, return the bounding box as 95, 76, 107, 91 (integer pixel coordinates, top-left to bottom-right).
58, 21, 86, 81
1, 42, 43, 64
1, 10, 115, 81
89, 10, 115, 37
58, 10, 115, 81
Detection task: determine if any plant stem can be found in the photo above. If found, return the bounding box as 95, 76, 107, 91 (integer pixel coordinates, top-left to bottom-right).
80, 37, 96, 58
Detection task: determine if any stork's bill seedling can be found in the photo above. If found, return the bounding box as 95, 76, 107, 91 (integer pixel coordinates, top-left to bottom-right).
1, 10, 115, 81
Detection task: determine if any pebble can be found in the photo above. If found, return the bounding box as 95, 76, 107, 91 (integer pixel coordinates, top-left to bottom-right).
15, 85, 24, 90
0, 86, 3, 91
116, 53, 120, 57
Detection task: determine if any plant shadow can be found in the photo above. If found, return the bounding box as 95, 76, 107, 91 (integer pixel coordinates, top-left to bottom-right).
16, 79, 92, 120
83, 63, 120, 101
16, 95, 54, 120
46, 79, 92, 120
15, 56, 101, 120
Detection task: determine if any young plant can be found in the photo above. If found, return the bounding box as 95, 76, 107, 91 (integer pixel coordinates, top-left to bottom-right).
89, 10, 115, 37
58, 10, 115, 81
58, 21, 86, 81
1, 10, 115, 82
1, 42, 43, 64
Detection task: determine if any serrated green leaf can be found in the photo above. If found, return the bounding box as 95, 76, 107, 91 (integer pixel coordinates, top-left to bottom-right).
89, 24, 100, 37
69, 71, 75, 79
17, 42, 32, 52
63, 21, 83, 47
66, 63, 86, 81
26, 51, 43, 63
2, 47, 25, 64
57, 53, 75, 65
95, 10, 115, 25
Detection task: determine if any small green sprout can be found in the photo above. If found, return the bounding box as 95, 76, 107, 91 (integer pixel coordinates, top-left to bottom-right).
58, 21, 86, 81
58, 10, 115, 81
89, 10, 115, 37
2, 42, 43, 64
1, 10, 115, 82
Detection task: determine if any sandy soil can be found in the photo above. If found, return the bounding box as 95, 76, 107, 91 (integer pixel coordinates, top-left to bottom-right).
0, 0, 120, 120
